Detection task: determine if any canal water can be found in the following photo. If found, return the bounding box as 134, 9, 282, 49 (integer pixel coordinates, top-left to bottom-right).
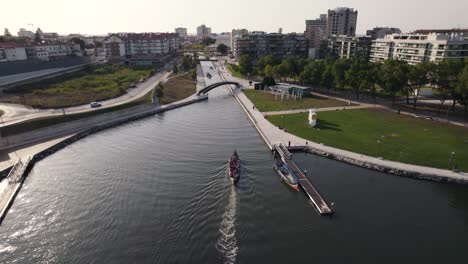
1, 87, 468, 263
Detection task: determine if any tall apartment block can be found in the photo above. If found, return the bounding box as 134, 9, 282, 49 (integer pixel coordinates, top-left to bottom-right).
175, 27, 188, 38
304, 14, 327, 58
231, 29, 249, 51
197, 25, 211, 39
326, 7, 358, 38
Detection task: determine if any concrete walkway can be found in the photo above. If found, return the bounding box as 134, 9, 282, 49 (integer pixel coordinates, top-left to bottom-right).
216, 61, 468, 183
262, 105, 373, 116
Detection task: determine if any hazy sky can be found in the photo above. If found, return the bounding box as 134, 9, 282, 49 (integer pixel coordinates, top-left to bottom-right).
2, 0, 467, 36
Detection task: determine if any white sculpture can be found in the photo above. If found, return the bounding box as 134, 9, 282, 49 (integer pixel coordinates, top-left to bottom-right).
308, 109, 317, 127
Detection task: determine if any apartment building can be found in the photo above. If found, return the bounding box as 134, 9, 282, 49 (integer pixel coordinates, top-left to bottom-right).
197, 25, 211, 39
231, 29, 248, 51
17, 28, 35, 39
366, 27, 401, 40
327, 35, 372, 60
103, 33, 179, 66
370, 33, 468, 65
233, 32, 309, 61
27, 43, 82, 61
326, 7, 358, 38
0, 43, 28, 62
304, 14, 327, 58
175, 27, 188, 38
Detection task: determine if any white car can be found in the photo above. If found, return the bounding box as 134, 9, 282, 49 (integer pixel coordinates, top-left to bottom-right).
90, 102, 102, 108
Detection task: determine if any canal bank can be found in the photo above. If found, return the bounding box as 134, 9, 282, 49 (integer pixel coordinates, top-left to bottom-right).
215, 62, 468, 184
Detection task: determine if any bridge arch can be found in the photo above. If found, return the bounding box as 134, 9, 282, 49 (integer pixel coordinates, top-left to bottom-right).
197, 81, 240, 95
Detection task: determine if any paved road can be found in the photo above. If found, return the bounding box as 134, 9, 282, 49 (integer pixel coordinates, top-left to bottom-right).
0, 68, 171, 127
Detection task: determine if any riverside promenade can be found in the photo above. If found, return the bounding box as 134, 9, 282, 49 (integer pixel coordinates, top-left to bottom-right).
215, 61, 468, 184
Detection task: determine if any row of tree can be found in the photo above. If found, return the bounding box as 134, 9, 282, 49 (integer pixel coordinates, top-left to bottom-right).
236, 54, 468, 119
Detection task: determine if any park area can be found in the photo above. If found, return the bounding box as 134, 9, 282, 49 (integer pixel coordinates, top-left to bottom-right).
267, 108, 468, 172
0, 64, 153, 109
159, 72, 196, 105
243, 89, 351, 112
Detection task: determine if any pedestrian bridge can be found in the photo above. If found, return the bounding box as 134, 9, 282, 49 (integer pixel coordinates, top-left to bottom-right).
197, 81, 240, 95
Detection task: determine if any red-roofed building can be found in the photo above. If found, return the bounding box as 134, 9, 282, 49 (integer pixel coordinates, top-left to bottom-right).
103, 33, 179, 66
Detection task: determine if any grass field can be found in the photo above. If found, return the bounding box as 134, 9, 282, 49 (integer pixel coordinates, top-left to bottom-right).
267, 108, 468, 171
0, 64, 153, 109
244, 89, 352, 112
0, 89, 154, 137
160, 73, 196, 104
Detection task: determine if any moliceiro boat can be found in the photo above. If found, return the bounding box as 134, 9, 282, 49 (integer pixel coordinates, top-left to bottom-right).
229, 151, 240, 183
273, 160, 299, 191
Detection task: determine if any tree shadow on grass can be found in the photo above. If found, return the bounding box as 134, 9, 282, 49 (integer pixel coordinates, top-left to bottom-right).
315, 119, 342, 132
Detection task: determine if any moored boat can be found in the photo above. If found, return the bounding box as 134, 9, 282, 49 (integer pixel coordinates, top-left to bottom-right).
273, 160, 299, 191
229, 151, 240, 183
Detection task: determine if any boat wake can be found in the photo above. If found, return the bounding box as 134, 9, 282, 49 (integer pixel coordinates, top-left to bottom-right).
216, 186, 239, 264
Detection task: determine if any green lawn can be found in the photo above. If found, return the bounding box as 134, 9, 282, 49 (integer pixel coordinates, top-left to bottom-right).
267, 108, 468, 171
0, 65, 153, 109
244, 89, 352, 112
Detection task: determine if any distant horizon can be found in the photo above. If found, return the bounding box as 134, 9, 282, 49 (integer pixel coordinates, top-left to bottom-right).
2, 0, 468, 36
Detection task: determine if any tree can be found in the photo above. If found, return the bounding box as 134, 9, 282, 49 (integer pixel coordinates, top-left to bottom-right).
345, 58, 367, 100
3, 28, 12, 38
172, 63, 179, 74
34, 28, 43, 43
408, 62, 431, 110
238, 55, 253, 76
379, 60, 408, 106
217, 43, 228, 55
264, 65, 275, 78
262, 76, 276, 87
182, 56, 193, 71
366, 63, 381, 104
201, 37, 216, 46
456, 65, 468, 120
71, 37, 85, 50
274, 63, 288, 82
332, 59, 350, 89
257, 54, 280, 72
320, 64, 334, 91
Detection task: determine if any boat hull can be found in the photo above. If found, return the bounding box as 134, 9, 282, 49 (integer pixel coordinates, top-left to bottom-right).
273, 162, 299, 192
229, 151, 240, 184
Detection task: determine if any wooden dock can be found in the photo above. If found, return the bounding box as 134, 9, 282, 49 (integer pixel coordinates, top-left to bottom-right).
274, 144, 333, 215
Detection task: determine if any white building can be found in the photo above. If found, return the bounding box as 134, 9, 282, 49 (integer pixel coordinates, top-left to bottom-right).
370, 33, 468, 65
197, 25, 211, 39
0, 43, 28, 62
175, 27, 187, 38
30, 44, 82, 61
231, 29, 248, 51
17, 28, 35, 39
103, 33, 179, 65
212, 33, 231, 48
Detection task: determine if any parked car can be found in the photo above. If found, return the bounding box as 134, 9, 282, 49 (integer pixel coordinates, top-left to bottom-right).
130, 84, 137, 88
90, 102, 102, 108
